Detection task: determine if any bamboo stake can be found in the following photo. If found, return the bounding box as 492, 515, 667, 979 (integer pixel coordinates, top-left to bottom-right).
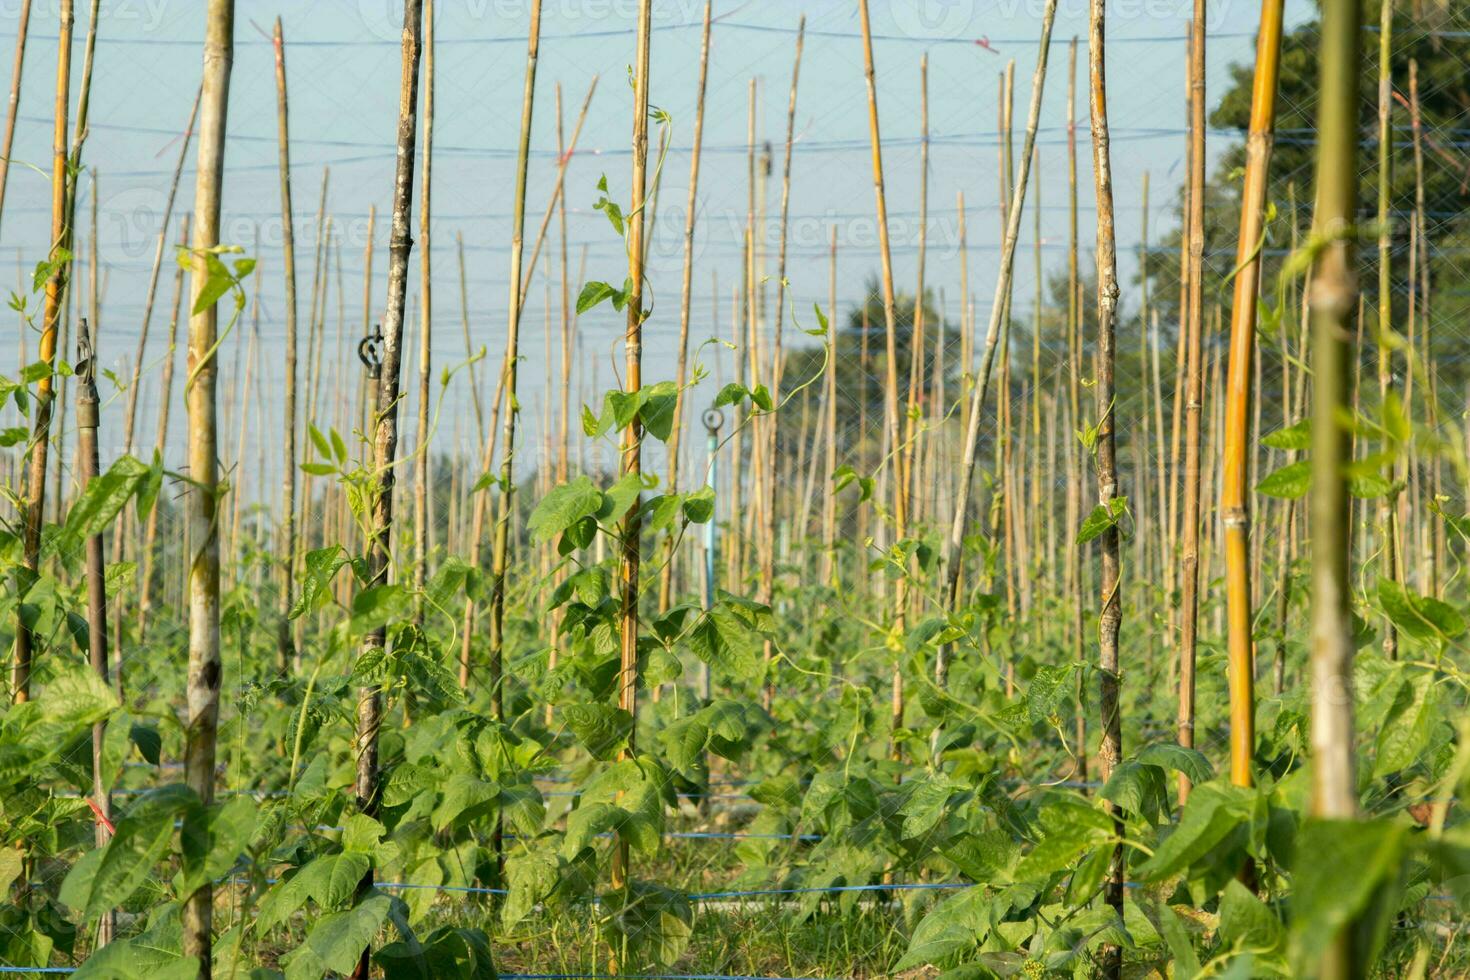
272, 16, 301, 673
453, 231, 482, 450
1308, 0, 1364, 974
857, 0, 913, 755
1088, 1, 1125, 970
938, 0, 1059, 691
1065, 37, 1087, 775
1176, 9, 1207, 803
413, 0, 434, 623
611, 0, 651, 899
820, 228, 838, 586
0, 0, 31, 241
11, 0, 73, 703
759, 16, 804, 709
139, 218, 187, 639
1375, 0, 1400, 658
352, 6, 421, 976
902, 54, 930, 529
114, 86, 200, 516
181, 0, 233, 969
658, 0, 712, 614
75, 317, 113, 945
1408, 60, 1440, 595
486, 0, 542, 705
1222, 0, 1284, 792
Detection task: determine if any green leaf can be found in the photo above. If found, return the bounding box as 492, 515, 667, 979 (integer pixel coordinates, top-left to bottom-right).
282, 891, 393, 980
291, 545, 348, 619
179, 796, 257, 894
563, 703, 634, 761
308, 423, 332, 461
577, 280, 623, 314
1136, 742, 1216, 785
128, 723, 162, 765
63, 455, 151, 541
1377, 579, 1465, 644
1219, 877, 1284, 956
1290, 819, 1407, 975
682, 486, 715, 524
63, 784, 196, 922
1135, 784, 1249, 880
1256, 460, 1310, 499
1077, 496, 1128, 545
1262, 419, 1310, 450
639, 380, 679, 442
529, 476, 604, 542
1026, 663, 1076, 724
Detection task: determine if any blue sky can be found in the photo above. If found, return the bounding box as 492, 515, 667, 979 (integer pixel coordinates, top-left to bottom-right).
0, 0, 1314, 499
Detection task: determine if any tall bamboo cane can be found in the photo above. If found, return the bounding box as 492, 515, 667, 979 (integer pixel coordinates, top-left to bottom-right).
75, 317, 113, 946
1087, 0, 1125, 971
1065, 37, 1087, 775
1375, 0, 1399, 659
487, 0, 541, 718
413, 0, 435, 624
0, 0, 31, 241
1222, 0, 1285, 791
759, 16, 804, 708
938, 0, 1059, 688
11, 0, 73, 704
1176, 8, 1207, 803
351, 6, 421, 977
903, 54, 929, 530
139, 217, 187, 640
857, 0, 913, 756
272, 17, 301, 673
658, 0, 712, 614
182, 0, 233, 970
611, 0, 652, 898
455, 230, 483, 447
820, 227, 838, 586
1308, 0, 1363, 974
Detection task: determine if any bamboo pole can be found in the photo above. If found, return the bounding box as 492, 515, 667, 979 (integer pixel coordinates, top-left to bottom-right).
1065, 37, 1087, 775
413, 0, 435, 623
352, 5, 421, 976
857, 0, 913, 754
11, 0, 73, 703
1222, 0, 1284, 792
659, 0, 712, 614
938, 0, 1059, 691
903, 54, 930, 529
1088, 0, 1125, 970
271, 17, 301, 673
1308, 0, 1364, 974
820, 228, 838, 586
611, 0, 651, 899
1176, 9, 1207, 803
487, 0, 541, 712
0, 0, 31, 241
113, 88, 200, 536
759, 16, 804, 709
455, 230, 483, 448
1375, 0, 1400, 659
181, 0, 233, 970
139, 217, 187, 639
75, 317, 113, 945
1408, 60, 1440, 596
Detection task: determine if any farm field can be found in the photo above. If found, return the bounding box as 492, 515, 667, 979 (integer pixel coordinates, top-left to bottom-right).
2, 1, 1470, 978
